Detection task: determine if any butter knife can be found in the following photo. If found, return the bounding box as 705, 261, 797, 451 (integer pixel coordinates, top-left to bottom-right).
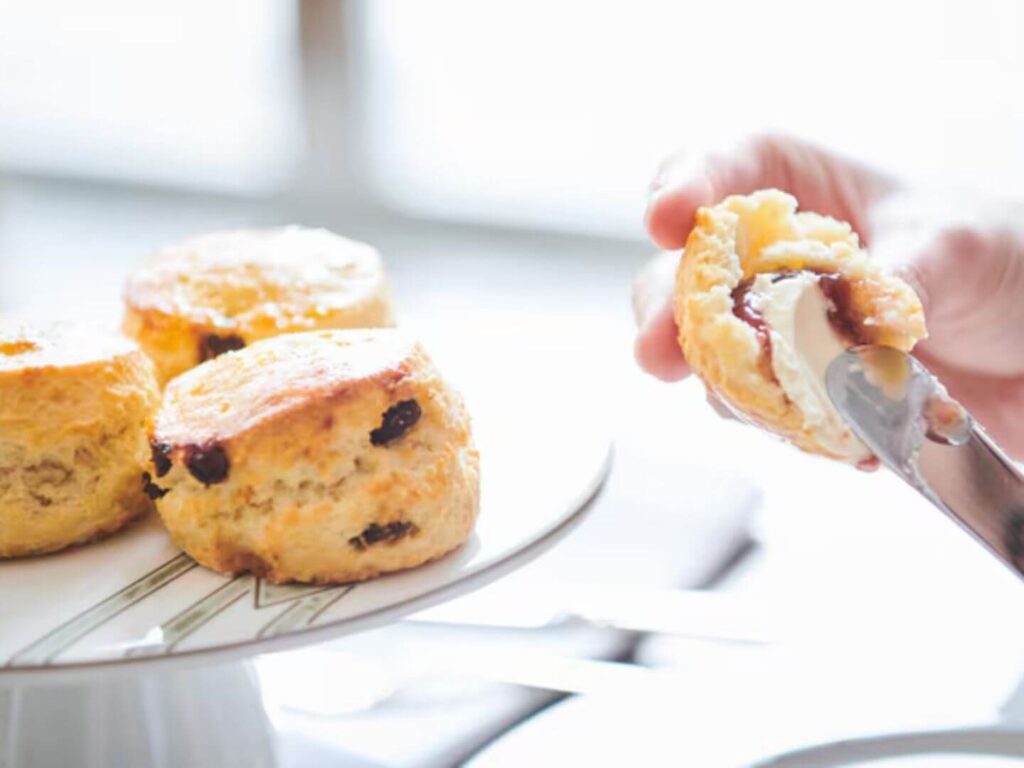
826, 346, 1024, 579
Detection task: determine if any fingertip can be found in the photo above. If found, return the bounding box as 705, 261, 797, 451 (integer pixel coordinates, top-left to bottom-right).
644, 177, 716, 250
633, 304, 691, 382
855, 456, 881, 473
634, 339, 690, 381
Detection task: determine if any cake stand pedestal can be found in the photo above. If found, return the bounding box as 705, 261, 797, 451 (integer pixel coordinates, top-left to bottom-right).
0, 662, 275, 768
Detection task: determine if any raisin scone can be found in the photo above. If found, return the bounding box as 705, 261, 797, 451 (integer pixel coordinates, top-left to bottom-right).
123, 227, 395, 385
0, 324, 160, 557
675, 189, 927, 465
147, 329, 479, 584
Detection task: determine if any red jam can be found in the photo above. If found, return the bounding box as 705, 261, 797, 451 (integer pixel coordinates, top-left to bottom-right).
730, 269, 874, 399
817, 273, 868, 345
730, 269, 879, 468
730, 277, 777, 383
732, 270, 869, 351
730, 278, 772, 356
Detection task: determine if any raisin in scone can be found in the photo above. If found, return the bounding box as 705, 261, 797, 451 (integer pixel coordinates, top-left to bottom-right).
123, 227, 395, 385
0, 324, 160, 556
148, 329, 479, 584
675, 189, 927, 464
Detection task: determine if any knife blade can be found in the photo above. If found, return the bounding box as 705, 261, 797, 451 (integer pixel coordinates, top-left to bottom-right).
826, 346, 1024, 580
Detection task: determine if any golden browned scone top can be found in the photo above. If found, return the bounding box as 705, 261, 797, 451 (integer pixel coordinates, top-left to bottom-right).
155, 328, 417, 448
124, 227, 390, 333
0, 323, 140, 375
147, 327, 477, 584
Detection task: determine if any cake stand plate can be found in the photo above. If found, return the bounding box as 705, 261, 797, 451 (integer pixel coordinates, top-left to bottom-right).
0, 337, 612, 767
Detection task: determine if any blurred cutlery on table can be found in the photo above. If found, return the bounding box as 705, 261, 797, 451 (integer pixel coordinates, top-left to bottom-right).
407, 582, 772, 644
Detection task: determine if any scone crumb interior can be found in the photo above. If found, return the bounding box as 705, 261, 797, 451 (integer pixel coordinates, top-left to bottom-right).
675, 189, 926, 463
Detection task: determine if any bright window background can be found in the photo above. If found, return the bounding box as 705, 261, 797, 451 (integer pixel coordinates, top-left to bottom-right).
1, 1, 1023, 237
0, 1, 303, 194
362, 0, 1024, 238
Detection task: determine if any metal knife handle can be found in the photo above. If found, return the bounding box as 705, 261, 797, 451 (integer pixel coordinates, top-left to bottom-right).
917, 425, 1024, 576
827, 347, 1024, 580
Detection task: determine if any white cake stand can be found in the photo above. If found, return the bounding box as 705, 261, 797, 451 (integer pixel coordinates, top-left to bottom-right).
0, 346, 612, 768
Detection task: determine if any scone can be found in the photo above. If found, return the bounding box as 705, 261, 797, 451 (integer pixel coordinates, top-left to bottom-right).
123, 227, 395, 385
675, 189, 926, 465
148, 329, 479, 584
0, 324, 160, 556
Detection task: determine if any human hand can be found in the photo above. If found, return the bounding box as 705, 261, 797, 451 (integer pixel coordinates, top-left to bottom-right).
633, 133, 1024, 457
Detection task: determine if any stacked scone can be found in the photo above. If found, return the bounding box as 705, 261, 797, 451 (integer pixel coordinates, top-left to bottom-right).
126, 227, 478, 582
2, 226, 480, 584
123, 227, 395, 385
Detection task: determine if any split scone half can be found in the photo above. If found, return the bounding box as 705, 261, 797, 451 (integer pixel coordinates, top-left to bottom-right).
675, 189, 926, 465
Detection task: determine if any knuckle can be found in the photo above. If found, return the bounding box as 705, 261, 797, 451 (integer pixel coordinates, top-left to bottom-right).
937, 225, 988, 256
